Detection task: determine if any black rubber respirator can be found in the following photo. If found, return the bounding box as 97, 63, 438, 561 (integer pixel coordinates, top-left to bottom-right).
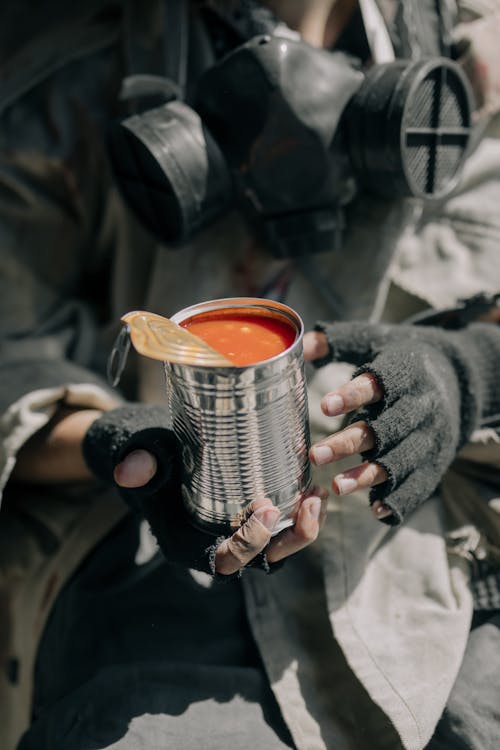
108, 34, 473, 258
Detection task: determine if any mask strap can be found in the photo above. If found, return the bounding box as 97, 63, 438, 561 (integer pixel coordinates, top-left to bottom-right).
358, 0, 395, 63
164, 0, 189, 99
122, 0, 189, 100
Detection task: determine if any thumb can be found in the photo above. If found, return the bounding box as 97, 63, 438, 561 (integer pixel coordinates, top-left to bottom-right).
312, 321, 400, 367
114, 449, 157, 488
303, 330, 329, 362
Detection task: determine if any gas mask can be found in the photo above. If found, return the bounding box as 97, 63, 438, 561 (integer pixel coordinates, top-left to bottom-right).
108, 33, 473, 258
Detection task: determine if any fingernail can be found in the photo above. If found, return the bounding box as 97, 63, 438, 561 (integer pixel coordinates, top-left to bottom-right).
335, 476, 358, 495
308, 496, 322, 521
254, 506, 280, 531
114, 449, 156, 487
372, 501, 393, 520
310, 444, 333, 465
322, 394, 344, 416
311, 485, 329, 500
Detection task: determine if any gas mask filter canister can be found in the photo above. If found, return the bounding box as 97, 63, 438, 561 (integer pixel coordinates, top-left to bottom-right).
107, 34, 473, 258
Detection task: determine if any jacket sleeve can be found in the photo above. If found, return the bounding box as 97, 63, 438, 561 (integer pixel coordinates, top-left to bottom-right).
0, 39, 125, 496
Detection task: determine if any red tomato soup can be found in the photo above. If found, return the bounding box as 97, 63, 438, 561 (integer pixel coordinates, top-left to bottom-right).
180, 310, 297, 366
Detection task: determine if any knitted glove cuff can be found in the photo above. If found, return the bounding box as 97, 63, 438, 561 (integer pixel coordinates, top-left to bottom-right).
82, 404, 179, 509
205, 543, 285, 581
311, 320, 500, 525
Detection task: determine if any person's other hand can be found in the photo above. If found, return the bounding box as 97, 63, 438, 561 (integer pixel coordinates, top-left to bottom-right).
303, 331, 391, 520
302, 319, 500, 525
115, 447, 328, 576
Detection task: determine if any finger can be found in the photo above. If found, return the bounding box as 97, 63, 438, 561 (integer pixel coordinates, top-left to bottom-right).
215, 500, 280, 576
321, 372, 384, 417
266, 490, 329, 564
309, 321, 392, 365
332, 461, 388, 495
310, 420, 375, 466
479, 307, 500, 323
371, 500, 393, 520
303, 330, 329, 362
114, 449, 158, 487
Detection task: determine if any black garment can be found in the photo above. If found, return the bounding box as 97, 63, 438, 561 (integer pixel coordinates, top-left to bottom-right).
19, 513, 295, 750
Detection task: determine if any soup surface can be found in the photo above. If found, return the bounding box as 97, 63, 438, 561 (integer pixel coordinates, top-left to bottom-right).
180, 310, 296, 366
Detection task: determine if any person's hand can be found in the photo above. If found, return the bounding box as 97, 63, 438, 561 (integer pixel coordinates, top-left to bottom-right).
117, 447, 328, 574
83, 405, 328, 578
303, 320, 500, 525
304, 332, 391, 520
114, 446, 328, 576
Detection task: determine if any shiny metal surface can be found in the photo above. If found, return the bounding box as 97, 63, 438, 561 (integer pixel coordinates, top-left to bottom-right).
121, 309, 233, 366
168, 298, 312, 535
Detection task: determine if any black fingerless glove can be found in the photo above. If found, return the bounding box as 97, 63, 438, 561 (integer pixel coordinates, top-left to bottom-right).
82, 404, 229, 577
313, 321, 500, 525
82, 404, 279, 579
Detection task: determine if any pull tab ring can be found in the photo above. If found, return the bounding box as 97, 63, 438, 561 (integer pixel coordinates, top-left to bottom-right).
107, 324, 131, 387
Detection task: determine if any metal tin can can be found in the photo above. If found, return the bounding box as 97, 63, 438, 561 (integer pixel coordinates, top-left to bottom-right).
167, 297, 312, 535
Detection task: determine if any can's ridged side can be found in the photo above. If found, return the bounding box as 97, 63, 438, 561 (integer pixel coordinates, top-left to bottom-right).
168, 298, 312, 535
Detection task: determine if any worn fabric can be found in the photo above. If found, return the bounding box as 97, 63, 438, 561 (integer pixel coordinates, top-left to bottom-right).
441, 432, 500, 610
0, 483, 129, 748
20, 665, 296, 750
242, 488, 473, 750
0, 2, 499, 750
426, 610, 500, 750
388, 135, 500, 311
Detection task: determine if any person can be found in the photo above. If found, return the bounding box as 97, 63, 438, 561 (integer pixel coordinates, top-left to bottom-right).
1, 1, 500, 748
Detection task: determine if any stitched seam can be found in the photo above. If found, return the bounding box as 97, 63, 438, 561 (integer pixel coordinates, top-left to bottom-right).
340, 499, 423, 745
